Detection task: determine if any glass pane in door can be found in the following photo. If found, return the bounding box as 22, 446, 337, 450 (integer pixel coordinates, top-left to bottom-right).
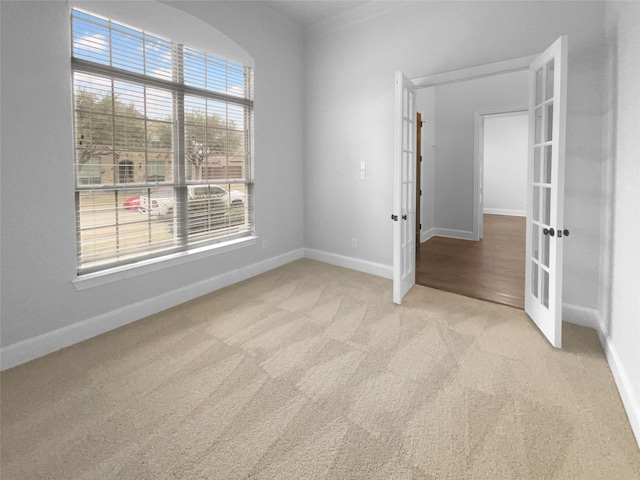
545, 59, 555, 100
545, 103, 554, 142
544, 145, 553, 184
542, 231, 550, 268
535, 107, 543, 144
535, 68, 543, 105
543, 187, 551, 225
541, 269, 550, 308
534, 147, 542, 183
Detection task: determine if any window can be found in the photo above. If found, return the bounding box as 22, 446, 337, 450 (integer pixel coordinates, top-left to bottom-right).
146, 159, 166, 182
71, 9, 254, 274
77, 155, 101, 185
118, 160, 134, 183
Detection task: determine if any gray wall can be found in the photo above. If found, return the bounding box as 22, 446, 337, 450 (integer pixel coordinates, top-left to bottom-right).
431, 71, 528, 233
303, 0, 605, 309
0, 0, 305, 349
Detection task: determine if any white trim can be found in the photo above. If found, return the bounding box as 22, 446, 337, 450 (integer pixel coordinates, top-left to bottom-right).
74, 236, 257, 291
474, 111, 484, 241
412, 55, 538, 89
304, 248, 393, 279
562, 303, 640, 449
1, 249, 304, 370
421, 227, 436, 243
474, 106, 529, 241
599, 330, 640, 449
307, 1, 407, 38
483, 208, 526, 217
432, 228, 475, 241
562, 303, 601, 330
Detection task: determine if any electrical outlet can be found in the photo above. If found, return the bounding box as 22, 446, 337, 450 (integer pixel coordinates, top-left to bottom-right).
352, 238, 357, 248
360, 171, 366, 180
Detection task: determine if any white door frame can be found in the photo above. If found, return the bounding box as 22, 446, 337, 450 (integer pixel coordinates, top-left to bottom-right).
473, 106, 528, 241
412, 55, 537, 89
411, 55, 536, 246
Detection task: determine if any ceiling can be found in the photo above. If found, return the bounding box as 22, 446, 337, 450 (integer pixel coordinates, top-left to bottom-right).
262, 1, 371, 28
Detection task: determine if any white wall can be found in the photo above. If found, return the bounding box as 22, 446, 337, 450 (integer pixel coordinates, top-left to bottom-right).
483, 113, 528, 216
0, 0, 305, 365
303, 0, 605, 310
432, 71, 528, 233
601, 0, 640, 445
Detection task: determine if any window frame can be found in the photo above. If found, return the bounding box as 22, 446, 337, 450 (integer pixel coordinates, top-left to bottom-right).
71, 9, 255, 276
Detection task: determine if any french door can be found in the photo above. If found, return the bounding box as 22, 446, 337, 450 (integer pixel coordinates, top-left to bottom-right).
393, 71, 417, 304
524, 36, 568, 348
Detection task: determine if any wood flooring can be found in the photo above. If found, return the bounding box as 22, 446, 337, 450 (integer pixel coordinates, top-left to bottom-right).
416, 214, 526, 309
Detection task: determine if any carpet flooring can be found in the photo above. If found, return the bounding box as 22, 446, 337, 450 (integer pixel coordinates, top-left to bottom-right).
1, 259, 639, 479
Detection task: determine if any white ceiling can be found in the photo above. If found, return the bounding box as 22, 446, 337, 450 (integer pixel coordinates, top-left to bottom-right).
262, 1, 370, 28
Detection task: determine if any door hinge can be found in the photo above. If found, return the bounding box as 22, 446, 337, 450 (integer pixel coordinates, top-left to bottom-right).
391, 214, 398, 221
420, 189, 422, 196
420, 223, 422, 230
420, 155, 423, 162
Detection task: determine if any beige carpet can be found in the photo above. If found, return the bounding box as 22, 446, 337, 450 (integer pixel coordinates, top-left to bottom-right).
1, 259, 639, 479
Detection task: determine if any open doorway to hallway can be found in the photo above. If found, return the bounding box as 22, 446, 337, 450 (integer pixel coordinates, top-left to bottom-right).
416, 89, 528, 309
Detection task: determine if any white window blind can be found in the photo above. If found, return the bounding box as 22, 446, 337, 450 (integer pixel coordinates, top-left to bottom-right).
71, 9, 254, 274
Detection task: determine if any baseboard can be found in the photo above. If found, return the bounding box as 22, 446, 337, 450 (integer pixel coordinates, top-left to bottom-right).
483, 208, 526, 217
562, 303, 601, 330
0, 248, 305, 371
597, 326, 640, 449
432, 228, 475, 241
421, 228, 436, 243
563, 303, 640, 449
304, 248, 392, 279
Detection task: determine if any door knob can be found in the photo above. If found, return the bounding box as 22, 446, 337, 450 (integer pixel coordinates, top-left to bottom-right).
558, 229, 570, 238
543, 227, 555, 237
402, 215, 407, 220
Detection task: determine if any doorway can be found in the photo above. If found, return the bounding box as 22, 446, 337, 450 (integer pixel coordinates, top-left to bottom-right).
414, 78, 528, 309
396, 37, 568, 347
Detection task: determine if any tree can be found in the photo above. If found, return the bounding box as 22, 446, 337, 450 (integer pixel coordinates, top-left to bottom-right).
74, 90, 243, 180
74, 90, 147, 169
184, 112, 244, 180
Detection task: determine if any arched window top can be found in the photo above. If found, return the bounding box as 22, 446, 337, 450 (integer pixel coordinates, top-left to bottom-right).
68, 0, 254, 68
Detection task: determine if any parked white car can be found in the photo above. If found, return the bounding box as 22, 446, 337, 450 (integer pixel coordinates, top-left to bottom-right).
139, 185, 245, 216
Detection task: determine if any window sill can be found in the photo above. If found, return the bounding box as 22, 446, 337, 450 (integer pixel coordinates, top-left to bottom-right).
73, 236, 257, 291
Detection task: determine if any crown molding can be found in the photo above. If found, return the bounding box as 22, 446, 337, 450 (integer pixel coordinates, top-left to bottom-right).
306, 1, 408, 38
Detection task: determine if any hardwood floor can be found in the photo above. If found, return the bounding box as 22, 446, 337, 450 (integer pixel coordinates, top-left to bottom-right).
416, 214, 526, 309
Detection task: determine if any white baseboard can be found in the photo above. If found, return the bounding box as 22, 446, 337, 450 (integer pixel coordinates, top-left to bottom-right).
563, 303, 640, 449
304, 248, 392, 279
0, 249, 305, 371
597, 326, 640, 449
432, 228, 475, 241
483, 208, 526, 217
562, 303, 601, 330
421, 228, 436, 243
